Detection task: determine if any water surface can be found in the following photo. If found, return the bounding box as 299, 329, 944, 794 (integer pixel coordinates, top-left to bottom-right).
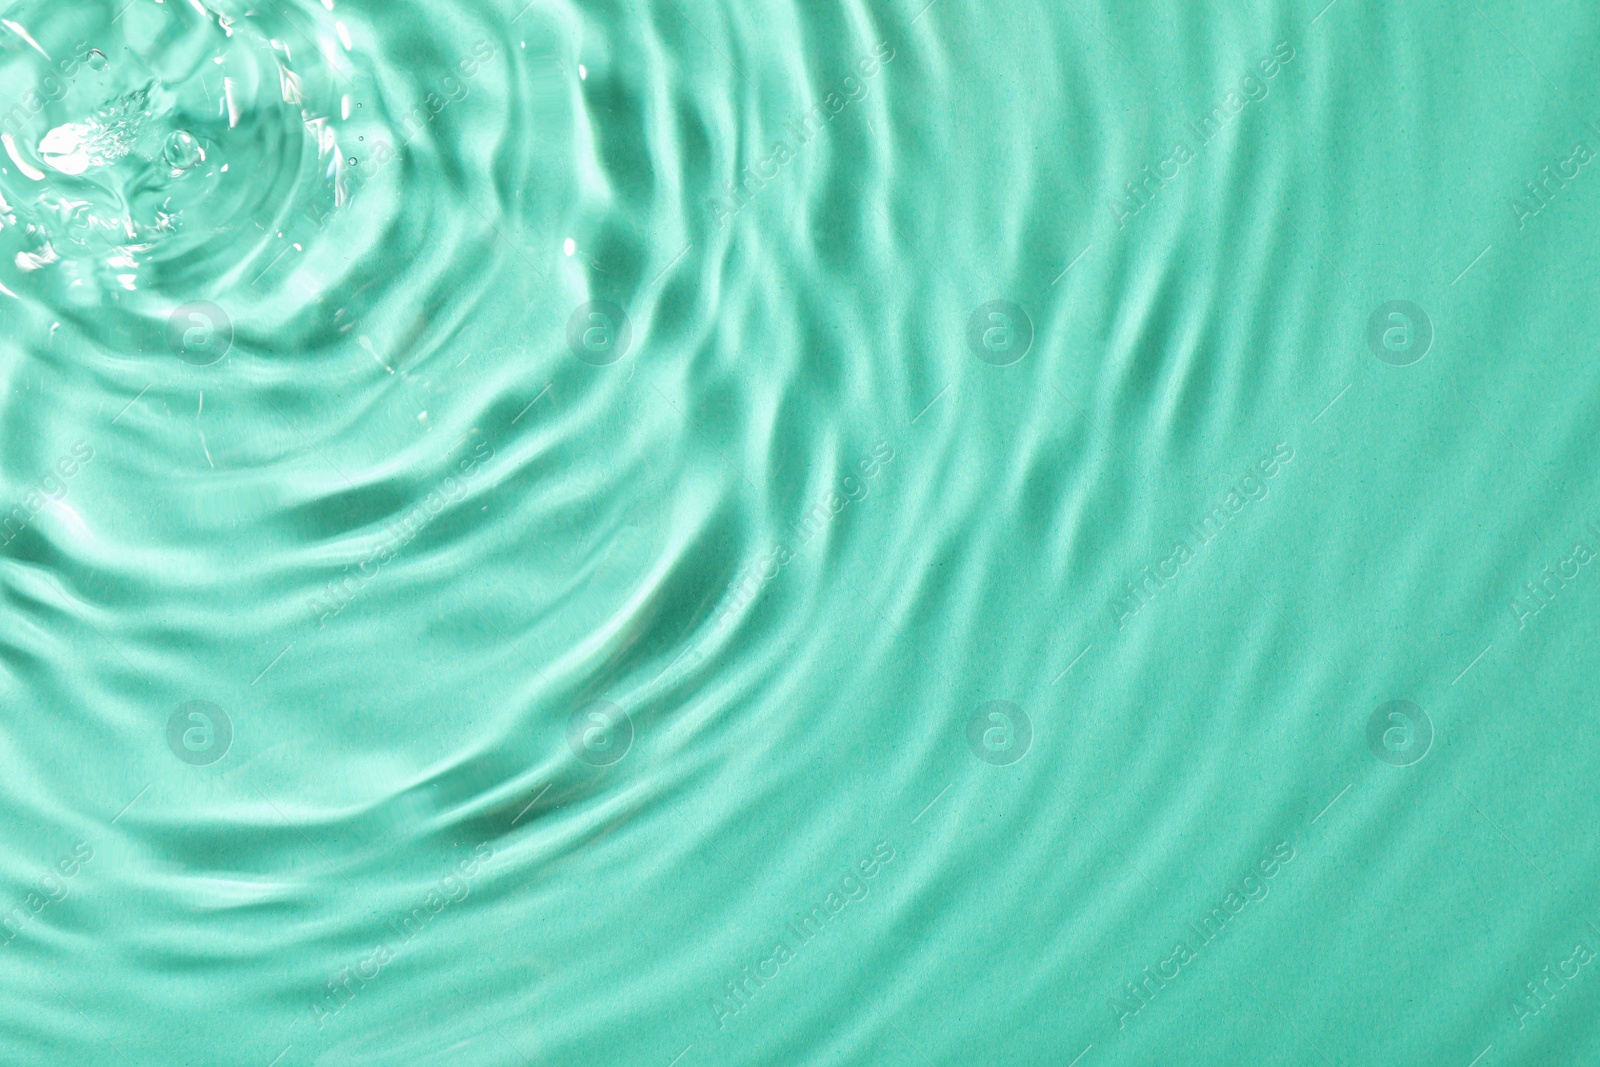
2, 1, 1600, 1065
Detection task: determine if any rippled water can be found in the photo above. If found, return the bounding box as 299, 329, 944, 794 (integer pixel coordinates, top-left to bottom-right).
4, 0, 1600, 1064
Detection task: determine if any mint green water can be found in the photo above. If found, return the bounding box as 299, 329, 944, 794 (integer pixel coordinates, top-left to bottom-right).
2, 0, 1599, 1064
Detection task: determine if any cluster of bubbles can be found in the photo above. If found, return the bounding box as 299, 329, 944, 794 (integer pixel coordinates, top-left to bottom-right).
0, 0, 356, 349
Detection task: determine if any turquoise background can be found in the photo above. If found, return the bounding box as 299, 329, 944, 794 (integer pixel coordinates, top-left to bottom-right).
1, 0, 1598, 1064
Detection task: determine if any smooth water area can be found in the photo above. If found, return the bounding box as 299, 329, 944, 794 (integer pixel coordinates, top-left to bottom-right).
3, 0, 1600, 1064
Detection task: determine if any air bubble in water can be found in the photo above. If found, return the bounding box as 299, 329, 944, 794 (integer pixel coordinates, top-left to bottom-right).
164, 130, 204, 171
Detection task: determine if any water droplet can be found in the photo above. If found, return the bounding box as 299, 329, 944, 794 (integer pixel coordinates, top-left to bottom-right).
163, 130, 204, 171
86, 49, 109, 73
